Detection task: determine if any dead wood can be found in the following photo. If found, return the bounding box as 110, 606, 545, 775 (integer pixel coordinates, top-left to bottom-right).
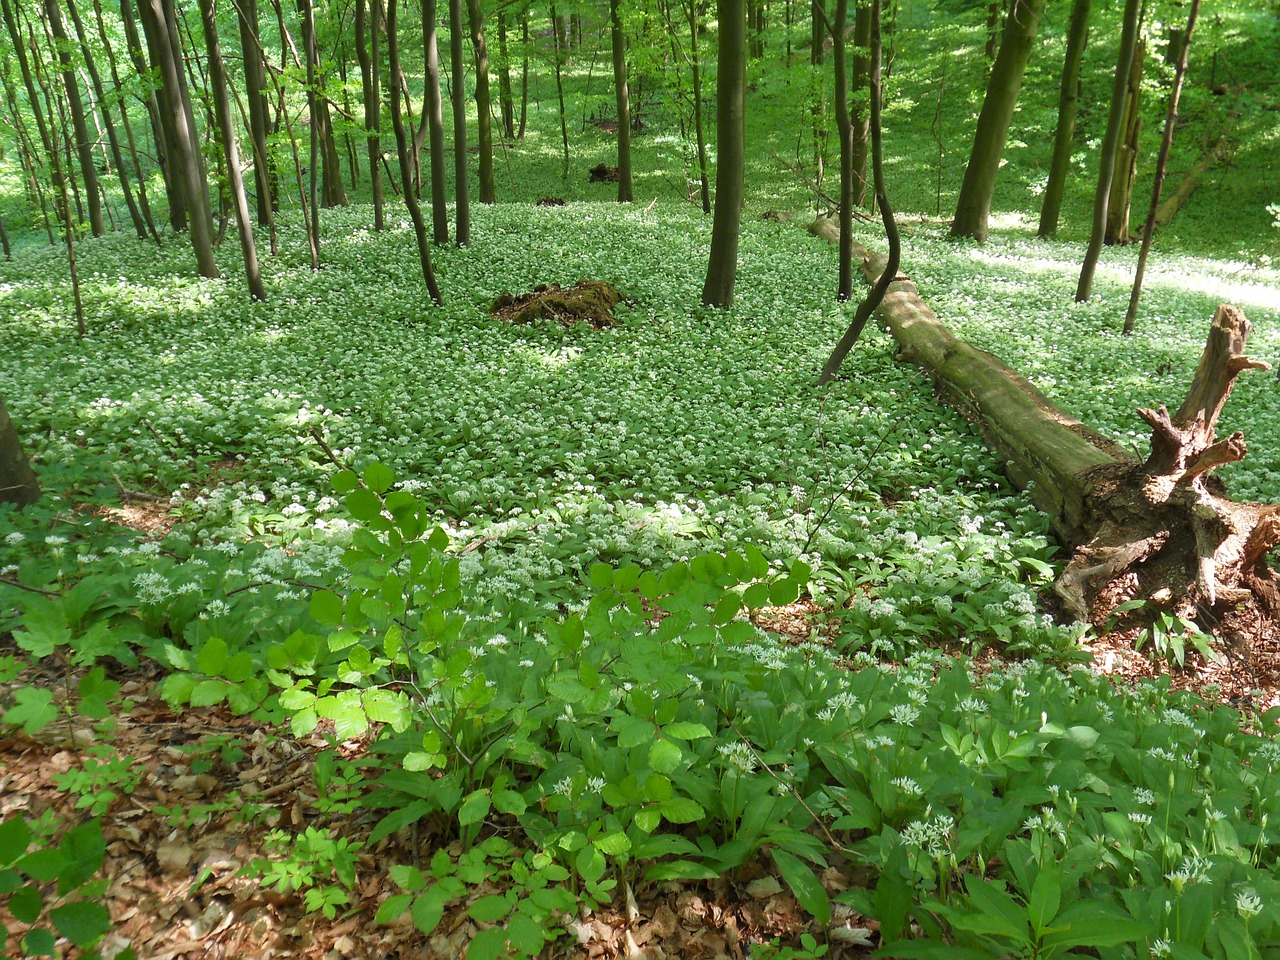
816, 225, 1280, 645
491, 280, 623, 329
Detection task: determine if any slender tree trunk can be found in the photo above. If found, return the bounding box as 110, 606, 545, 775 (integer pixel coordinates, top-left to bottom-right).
297, 0, 348, 208
0, 218, 9, 259
849, 2, 870, 207
0, 399, 41, 508
701, 0, 746, 307
1075, 0, 1142, 301
355, 0, 385, 229
810, 0, 826, 192
550, 3, 570, 177
497, 9, 515, 139
423, 0, 449, 243
383, 0, 442, 303
984, 0, 1001, 60
1105, 37, 1144, 245
518, 7, 529, 139
1037, 0, 1091, 239
1124, 0, 1199, 334
0, 51, 57, 243
137, 0, 219, 278
236, 0, 278, 227
450, 0, 471, 242
818, 0, 896, 382
949, 0, 1046, 242
43, 0, 105, 236
120, 0, 177, 227
467, 0, 495, 202
610, 0, 633, 202
688, 0, 710, 213
821, 0, 854, 299
65, 0, 148, 240
198, 0, 265, 300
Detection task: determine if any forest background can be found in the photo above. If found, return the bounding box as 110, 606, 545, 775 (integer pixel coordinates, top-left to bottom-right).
1, 0, 1280, 957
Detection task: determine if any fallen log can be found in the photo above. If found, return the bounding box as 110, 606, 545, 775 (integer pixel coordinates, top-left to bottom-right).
1150, 137, 1228, 235
822, 226, 1280, 642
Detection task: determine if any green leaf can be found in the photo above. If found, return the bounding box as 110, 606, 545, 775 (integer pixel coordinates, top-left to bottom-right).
332, 470, 360, 493
492, 790, 527, 816
663, 721, 711, 740
773, 848, 830, 927
4, 687, 57, 735
458, 790, 491, 826
468, 894, 513, 923
593, 831, 632, 856
50, 901, 110, 948
0, 816, 31, 864
1028, 863, 1061, 937
364, 462, 395, 494
659, 797, 705, 824
648, 738, 682, 774
310, 590, 345, 626
411, 886, 446, 935
506, 912, 549, 954
9, 884, 42, 924
466, 925, 509, 960
21, 927, 57, 957
345, 487, 383, 522
588, 563, 614, 589
375, 892, 413, 924
196, 636, 228, 677
189, 679, 228, 708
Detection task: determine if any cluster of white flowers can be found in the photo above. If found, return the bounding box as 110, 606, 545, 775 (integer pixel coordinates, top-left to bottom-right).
717, 742, 757, 773
901, 813, 955, 859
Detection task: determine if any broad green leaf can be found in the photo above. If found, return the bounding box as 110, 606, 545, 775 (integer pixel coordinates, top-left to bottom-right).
364, 462, 395, 493
50, 901, 110, 948
468, 894, 513, 923
466, 926, 509, 960
458, 790, 491, 826
196, 636, 228, 677
331, 470, 360, 493
0, 816, 31, 864
310, 590, 345, 626
5, 687, 58, 735
772, 848, 830, 927
189, 679, 228, 708
1028, 863, 1061, 936
648, 738, 682, 774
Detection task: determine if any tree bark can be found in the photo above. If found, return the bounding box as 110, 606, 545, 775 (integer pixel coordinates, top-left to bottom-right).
831, 233, 1280, 644
610, 0, 634, 202
0, 399, 40, 508
1124, 0, 1199, 334
355, 0, 384, 230
467, 0, 496, 203
688, 0, 710, 213
384, 0, 442, 304
450, 0, 471, 243
423, 0, 449, 244
120, 0, 177, 228
237, 0, 278, 228
849, 3, 871, 208
198, 0, 266, 301
949, 0, 1046, 242
1105, 38, 1145, 246
44, 0, 105, 237
136, 0, 219, 278
549, 4, 570, 177
1075, 0, 1141, 300
496, 10, 515, 140
1037, 0, 1091, 239
700, 0, 746, 308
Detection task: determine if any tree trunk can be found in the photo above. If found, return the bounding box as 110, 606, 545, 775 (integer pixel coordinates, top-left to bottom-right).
825, 0, 854, 299
0, 400, 40, 508
1124, 0, 1199, 335
65, 0, 149, 240
423, 0, 449, 244
1075, 0, 1141, 300
467, 0, 496, 203
550, 4, 570, 177
297, 0, 348, 209
700, 0, 746, 307
518, 7, 529, 139
1105, 38, 1145, 245
834, 235, 1280, 644
817, 0, 896, 382
849, 2, 870, 208
238, 0, 278, 227
688, 0, 710, 213
1037, 0, 1091, 239
136, 0, 219, 278
198, 0, 265, 301
44, 0, 105, 237
355, 0, 384, 230
384, 0, 442, 304
497, 10, 515, 140
450, 0, 471, 243
610, 0, 634, 202
810, 0, 826, 193
949, 0, 1046, 242
121, 0, 178, 229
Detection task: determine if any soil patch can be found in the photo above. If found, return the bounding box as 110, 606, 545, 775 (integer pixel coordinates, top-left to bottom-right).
491, 280, 623, 330
589, 163, 619, 183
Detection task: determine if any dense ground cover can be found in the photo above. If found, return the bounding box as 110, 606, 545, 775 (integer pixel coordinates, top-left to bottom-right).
3, 3, 1280, 958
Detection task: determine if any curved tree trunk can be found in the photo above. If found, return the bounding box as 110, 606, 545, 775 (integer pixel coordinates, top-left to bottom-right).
423, 0, 449, 244
44, 0, 105, 237
949, 0, 1046, 242
467, 0, 496, 203
0, 400, 40, 508
1104, 38, 1145, 246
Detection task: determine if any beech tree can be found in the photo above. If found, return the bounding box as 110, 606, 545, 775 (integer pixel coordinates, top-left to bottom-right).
701, 0, 746, 308
450, 0, 471, 243
423, 0, 449, 245
610, 0, 634, 202
1037, 0, 1091, 239
949, 0, 1046, 242
0, 399, 40, 508
43, 0, 105, 237
468, 0, 496, 203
